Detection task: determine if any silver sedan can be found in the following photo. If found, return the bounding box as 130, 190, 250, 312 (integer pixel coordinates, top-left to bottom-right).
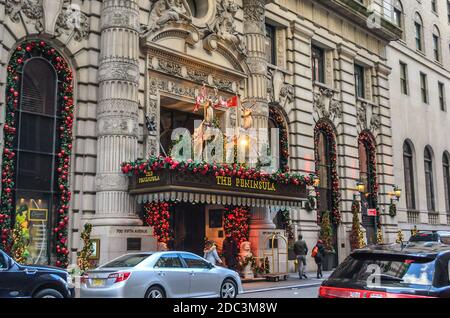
80, 251, 243, 298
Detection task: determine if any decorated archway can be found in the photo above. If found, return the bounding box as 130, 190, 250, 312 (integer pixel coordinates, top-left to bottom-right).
314, 120, 340, 225
358, 130, 381, 242
0, 40, 74, 268
269, 105, 290, 172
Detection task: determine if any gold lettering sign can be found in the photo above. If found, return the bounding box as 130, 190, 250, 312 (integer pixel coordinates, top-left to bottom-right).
138, 171, 160, 184
215, 176, 276, 192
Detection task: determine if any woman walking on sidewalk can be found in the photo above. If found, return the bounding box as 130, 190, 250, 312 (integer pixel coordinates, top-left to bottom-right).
311, 239, 325, 279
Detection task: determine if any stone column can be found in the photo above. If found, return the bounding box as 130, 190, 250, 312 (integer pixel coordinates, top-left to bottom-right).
95, 0, 140, 225
243, 0, 269, 131
243, 0, 277, 258
93, 0, 154, 262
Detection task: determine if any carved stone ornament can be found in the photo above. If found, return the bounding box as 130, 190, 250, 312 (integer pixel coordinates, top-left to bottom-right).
313, 86, 343, 122
142, 0, 193, 36
267, 69, 293, 107
243, 0, 265, 31
55, 3, 90, 41
98, 61, 140, 83
6, 0, 44, 32
96, 174, 129, 192
356, 101, 381, 132
97, 117, 138, 137
207, 0, 247, 56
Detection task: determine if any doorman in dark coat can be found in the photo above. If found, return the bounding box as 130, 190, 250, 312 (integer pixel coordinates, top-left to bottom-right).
222, 233, 239, 271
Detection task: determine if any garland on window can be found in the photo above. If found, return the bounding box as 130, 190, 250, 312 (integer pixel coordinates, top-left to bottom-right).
358, 131, 380, 229
278, 210, 295, 241
143, 202, 172, 244
122, 156, 315, 187
0, 40, 74, 268
269, 106, 289, 172
314, 121, 340, 225
223, 206, 250, 246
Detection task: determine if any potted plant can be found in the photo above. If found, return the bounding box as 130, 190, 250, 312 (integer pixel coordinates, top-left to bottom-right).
319, 211, 335, 271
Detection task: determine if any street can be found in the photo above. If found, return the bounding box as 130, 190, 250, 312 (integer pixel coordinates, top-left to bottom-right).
239, 285, 320, 298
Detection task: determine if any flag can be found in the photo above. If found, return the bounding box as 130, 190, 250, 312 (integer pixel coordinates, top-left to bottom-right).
227, 95, 239, 108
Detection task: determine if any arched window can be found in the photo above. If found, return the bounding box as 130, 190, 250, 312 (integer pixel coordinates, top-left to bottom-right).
432, 26, 442, 62
1, 41, 74, 267
443, 152, 450, 212
424, 146, 435, 211
393, 0, 404, 30
403, 141, 416, 210
317, 131, 331, 210
414, 13, 424, 52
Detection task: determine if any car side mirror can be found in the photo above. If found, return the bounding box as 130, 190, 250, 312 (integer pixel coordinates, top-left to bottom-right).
207, 262, 214, 269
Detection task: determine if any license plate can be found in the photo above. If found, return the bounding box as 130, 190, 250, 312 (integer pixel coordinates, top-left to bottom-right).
92, 279, 105, 287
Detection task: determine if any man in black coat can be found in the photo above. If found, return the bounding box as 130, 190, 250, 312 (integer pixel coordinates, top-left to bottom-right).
293, 234, 308, 279
222, 233, 238, 271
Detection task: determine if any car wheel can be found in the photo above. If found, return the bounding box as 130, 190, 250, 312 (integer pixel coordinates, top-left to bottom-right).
145, 286, 166, 299
34, 289, 64, 299
220, 279, 237, 299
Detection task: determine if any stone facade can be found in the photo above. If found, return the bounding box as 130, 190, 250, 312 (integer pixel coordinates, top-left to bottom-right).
388, 0, 450, 236
0, 0, 403, 270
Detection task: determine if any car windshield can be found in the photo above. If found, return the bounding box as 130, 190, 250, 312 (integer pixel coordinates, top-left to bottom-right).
100, 254, 151, 268
440, 237, 450, 245
0, 254, 7, 269
330, 253, 435, 288
409, 233, 439, 242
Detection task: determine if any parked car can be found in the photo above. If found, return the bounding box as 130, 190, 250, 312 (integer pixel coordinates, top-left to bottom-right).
319, 244, 450, 298
0, 249, 75, 298
80, 251, 243, 298
408, 231, 450, 245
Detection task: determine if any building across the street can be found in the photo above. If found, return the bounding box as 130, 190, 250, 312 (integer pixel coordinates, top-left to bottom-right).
0, 0, 407, 272
388, 0, 450, 238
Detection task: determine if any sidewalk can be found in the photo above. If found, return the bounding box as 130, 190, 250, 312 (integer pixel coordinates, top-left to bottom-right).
242, 271, 332, 294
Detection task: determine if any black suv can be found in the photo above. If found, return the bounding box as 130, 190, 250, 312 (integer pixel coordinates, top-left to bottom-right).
0, 249, 74, 298
319, 244, 450, 298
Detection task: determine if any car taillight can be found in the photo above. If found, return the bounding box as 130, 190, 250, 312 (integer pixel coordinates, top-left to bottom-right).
318, 286, 435, 298
108, 272, 131, 283
81, 275, 88, 284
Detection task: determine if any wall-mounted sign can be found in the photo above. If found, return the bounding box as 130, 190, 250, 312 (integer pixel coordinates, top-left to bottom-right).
367, 209, 377, 216
108, 226, 152, 237
28, 209, 48, 222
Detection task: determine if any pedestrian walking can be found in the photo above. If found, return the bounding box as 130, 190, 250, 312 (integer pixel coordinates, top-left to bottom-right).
293, 234, 308, 279
311, 239, 325, 279
203, 240, 223, 266
222, 233, 239, 271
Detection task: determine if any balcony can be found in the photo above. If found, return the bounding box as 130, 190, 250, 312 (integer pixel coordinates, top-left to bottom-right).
314, 0, 403, 41
428, 212, 439, 225
407, 210, 420, 225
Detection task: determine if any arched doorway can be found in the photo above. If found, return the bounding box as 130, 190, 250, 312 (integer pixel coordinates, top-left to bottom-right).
314, 121, 340, 267
0, 40, 74, 267
358, 131, 378, 244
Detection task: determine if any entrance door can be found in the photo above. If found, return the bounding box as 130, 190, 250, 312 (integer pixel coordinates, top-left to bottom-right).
172, 203, 205, 256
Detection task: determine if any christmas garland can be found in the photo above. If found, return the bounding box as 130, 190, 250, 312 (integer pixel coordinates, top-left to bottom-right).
0, 40, 73, 268
314, 121, 340, 225
389, 203, 397, 217
122, 156, 316, 187
278, 210, 294, 241
358, 131, 380, 229
269, 106, 289, 172
11, 205, 30, 264
77, 223, 93, 273
143, 202, 172, 244
223, 206, 250, 246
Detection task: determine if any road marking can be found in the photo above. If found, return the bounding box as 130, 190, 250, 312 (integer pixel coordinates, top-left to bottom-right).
242, 282, 322, 294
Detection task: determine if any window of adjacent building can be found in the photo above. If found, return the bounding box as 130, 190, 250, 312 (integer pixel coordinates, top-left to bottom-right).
432, 26, 442, 62
403, 141, 416, 210
316, 131, 334, 212
354, 64, 365, 99
265, 24, 276, 65
400, 62, 409, 95
393, 0, 404, 29
312, 45, 325, 84
443, 153, 450, 213
420, 72, 428, 104
432, 0, 438, 13
424, 146, 435, 212
414, 13, 424, 52
439, 82, 446, 111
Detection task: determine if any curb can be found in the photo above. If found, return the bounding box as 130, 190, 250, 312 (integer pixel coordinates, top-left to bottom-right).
242, 281, 323, 294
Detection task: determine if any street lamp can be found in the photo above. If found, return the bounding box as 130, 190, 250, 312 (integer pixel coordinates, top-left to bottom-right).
389, 185, 402, 203
356, 180, 365, 193
313, 176, 320, 188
